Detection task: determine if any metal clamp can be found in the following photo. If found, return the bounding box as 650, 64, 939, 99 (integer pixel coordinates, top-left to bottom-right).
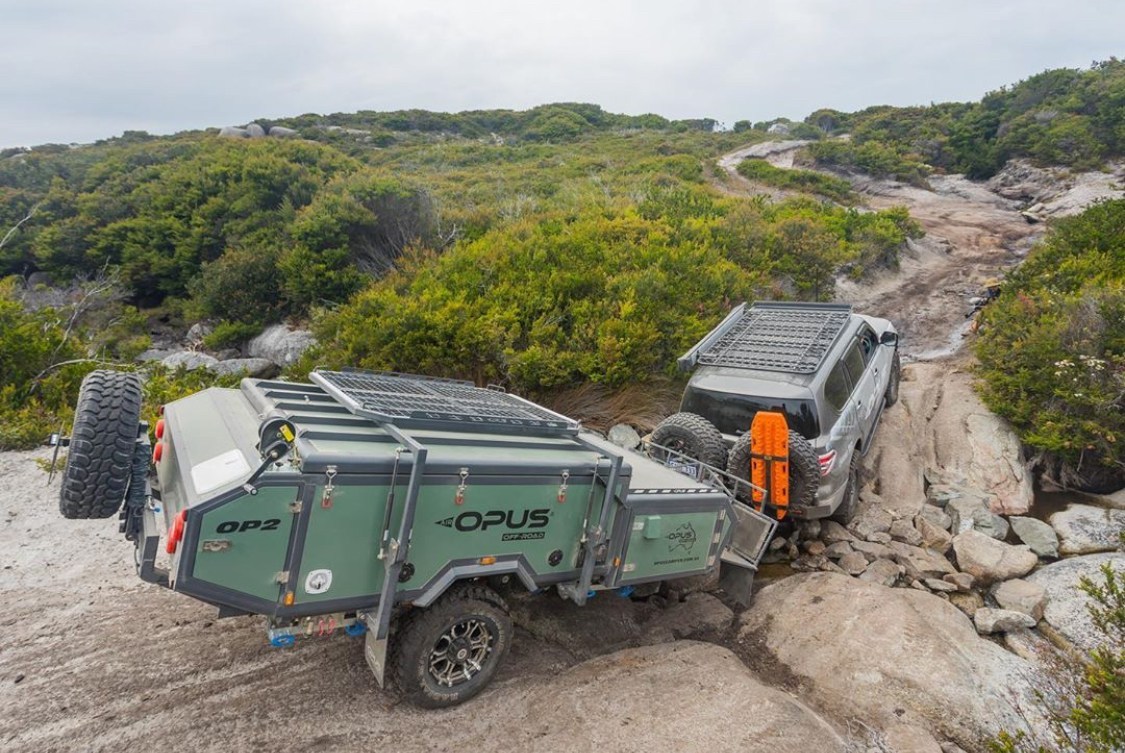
557, 469, 570, 503
321, 465, 337, 509
455, 467, 469, 505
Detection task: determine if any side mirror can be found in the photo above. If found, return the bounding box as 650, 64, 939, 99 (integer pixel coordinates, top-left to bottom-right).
880, 331, 898, 345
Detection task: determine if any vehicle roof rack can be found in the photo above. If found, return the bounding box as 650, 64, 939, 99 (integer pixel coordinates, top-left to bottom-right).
309, 369, 581, 436
678, 301, 852, 374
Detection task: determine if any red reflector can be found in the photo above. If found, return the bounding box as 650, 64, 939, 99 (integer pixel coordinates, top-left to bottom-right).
818, 450, 836, 477
166, 509, 187, 554
153, 442, 164, 463
155, 418, 165, 439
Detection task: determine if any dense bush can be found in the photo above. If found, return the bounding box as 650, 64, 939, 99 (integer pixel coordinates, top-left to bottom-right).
804, 59, 1125, 179
309, 190, 919, 392
736, 158, 856, 203
976, 199, 1125, 477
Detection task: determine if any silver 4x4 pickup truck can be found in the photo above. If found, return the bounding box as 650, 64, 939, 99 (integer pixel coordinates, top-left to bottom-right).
653, 302, 900, 523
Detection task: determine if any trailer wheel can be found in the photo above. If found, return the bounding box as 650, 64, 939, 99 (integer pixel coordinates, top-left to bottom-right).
726, 430, 818, 513
651, 412, 727, 469
59, 370, 143, 520
831, 447, 861, 524
884, 351, 901, 407
392, 585, 512, 708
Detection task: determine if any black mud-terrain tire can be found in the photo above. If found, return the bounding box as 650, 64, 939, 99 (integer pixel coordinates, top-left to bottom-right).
726, 430, 819, 513
651, 412, 727, 469
391, 585, 512, 708
831, 447, 862, 524
884, 351, 901, 407
59, 370, 143, 520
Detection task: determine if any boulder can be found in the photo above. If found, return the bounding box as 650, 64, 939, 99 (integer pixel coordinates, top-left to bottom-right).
821, 520, 856, 544
136, 348, 174, 363
218, 126, 248, 138
1049, 504, 1125, 555
607, 424, 641, 450
851, 539, 894, 561
207, 358, 279, 379
268, 126, 299, 138
803, 540, 827, 556
839, 551, 868, 575
1026, 553, 1125, 651
511, 642, 848, 752
914, 516, 952, 554
947, 496, 1007, 539
858, 558, 902, 586
850, 506, 892, 541
890, 519, 923, 546
247, 324, 316, 367
974, 608, 1037, 634
823, 541, 854, 560
923, 578, 958, 593
160, 351, 219, 371
888, 541, 957, 580
1008, 516, 1059, 558
739, 573, 1034, 748
948, 591, 984, 618
991, 579, 1047, 620
942, 572, 974, 592
245, 122, 266, 138
185, 322, 212, 343
918, 504, 953, 531
641, 593, 733, 642
951, 530, 1037, 584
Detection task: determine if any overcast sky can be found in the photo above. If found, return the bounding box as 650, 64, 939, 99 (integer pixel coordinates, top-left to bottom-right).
1, 0, 1122, 148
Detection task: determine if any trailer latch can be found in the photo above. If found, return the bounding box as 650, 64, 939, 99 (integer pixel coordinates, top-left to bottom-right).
454, 468, 469, 505
557, 470, 570, 503
321, 465, 337, 509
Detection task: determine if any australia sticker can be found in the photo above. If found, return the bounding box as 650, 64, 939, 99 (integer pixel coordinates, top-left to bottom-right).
666, 523, 697, 553
304, 568, 333, 595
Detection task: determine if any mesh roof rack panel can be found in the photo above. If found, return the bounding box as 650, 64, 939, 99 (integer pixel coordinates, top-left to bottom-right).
309, 369, 580, 436
680, 302, 852, 374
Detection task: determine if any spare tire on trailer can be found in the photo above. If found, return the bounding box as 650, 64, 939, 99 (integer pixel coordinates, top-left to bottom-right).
725, 429, 819, 513
650, 412, 727, 469
59, 370, 144, 520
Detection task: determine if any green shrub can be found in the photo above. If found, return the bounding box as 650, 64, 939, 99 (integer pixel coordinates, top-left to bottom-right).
203, 321, 262, 350
736, 159, 856, 203
976, 199, 1125, 472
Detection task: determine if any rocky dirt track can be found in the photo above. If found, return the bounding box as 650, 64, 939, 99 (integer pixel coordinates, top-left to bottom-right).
3, 145, 1122, 753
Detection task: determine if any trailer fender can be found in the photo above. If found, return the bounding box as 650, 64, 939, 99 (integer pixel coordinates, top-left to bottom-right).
410, 556, 540, 608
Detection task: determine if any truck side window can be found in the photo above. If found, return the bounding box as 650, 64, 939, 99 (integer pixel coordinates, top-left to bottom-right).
843, 341, 866, 384
858, 326, 878, 363
824, 359, 851, 412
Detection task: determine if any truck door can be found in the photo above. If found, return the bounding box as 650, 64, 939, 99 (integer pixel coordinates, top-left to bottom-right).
842, 337, 878, 441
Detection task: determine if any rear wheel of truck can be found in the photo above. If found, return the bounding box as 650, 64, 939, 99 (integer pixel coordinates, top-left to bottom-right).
884, 351, 901, 407
59, 370, 143, 520
651, 412, 727, 469
830, 448, 861, 524
392, 585, 512, 708
726, 430, 818, 513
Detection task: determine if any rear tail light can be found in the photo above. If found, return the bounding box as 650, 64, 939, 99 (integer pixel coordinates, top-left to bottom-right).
818, 449, 836, 477
152, 442, 164, 463
166, 509, 187, 554
155, 418, 165, 439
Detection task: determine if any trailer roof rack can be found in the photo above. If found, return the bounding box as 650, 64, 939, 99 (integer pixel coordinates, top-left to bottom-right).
310, 369, 581, 436
678, 301, 852, 374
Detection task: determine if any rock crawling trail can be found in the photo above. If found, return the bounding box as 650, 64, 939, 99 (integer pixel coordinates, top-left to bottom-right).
1, 146, 1121, 753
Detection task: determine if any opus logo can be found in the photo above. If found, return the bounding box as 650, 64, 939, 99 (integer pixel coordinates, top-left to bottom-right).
435, 508, 550, 532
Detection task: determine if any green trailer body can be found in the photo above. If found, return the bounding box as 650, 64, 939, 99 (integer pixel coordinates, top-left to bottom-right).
76, 369, 775, 706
